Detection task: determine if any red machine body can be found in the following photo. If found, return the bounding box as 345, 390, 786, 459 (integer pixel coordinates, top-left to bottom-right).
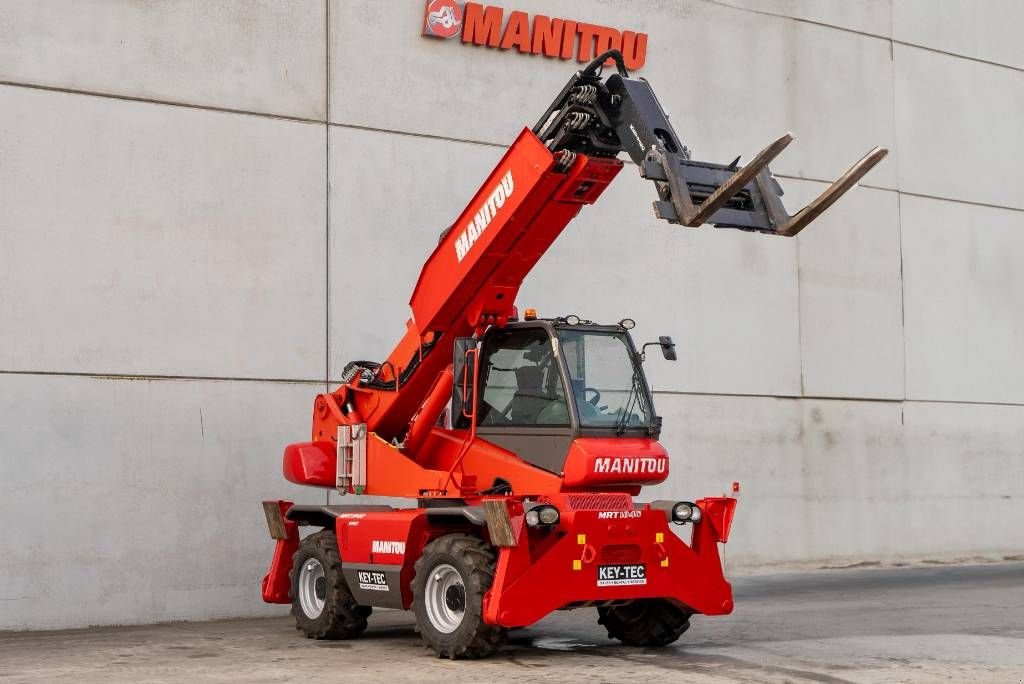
260, 50, 885, 658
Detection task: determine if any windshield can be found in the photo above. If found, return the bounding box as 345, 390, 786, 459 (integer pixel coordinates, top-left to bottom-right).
557, 329, 651, 430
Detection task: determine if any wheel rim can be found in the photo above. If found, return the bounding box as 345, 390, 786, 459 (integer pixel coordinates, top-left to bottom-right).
424, 563, 466, 634
298, 558, 327, 618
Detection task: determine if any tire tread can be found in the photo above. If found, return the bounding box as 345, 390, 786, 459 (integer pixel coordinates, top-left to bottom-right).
289, 530, 370, 640
412, 534, 507, 659
597, 599, 692, 647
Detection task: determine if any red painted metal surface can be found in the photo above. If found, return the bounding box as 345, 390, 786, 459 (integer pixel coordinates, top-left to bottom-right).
561, 437, 669, 489
282, 441, 335, 488
334, 509, 431, 609
484, 500, 734, 627
259, 497, 736, 625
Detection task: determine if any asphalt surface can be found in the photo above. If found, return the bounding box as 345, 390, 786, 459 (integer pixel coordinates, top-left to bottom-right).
2, 562, 1022, 683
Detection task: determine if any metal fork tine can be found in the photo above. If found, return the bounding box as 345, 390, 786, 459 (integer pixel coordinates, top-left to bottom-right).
683, 133, 794, 226
775, 147, 889, 237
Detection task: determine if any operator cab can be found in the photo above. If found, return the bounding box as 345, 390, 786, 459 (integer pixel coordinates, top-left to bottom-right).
454, 316, 672, 475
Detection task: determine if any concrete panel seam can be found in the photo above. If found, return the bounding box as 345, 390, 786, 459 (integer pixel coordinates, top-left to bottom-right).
702, 0, 1024, 75
895, 189, 1024, 215
897, 186, 908, 401
325, 0, 332, 385
652, 388, 1024, 409
701, 0, 892, 43
0, 80, 322, 126
894, 39, 1024, 76
8, 374, 1011, 405
892, 32, 907, 403
796, 243, 806, 397
325, 121, 507, 151
0, 370, 325, 386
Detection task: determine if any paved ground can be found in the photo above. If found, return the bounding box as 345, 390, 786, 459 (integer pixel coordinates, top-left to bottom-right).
2, 562, 1022, 683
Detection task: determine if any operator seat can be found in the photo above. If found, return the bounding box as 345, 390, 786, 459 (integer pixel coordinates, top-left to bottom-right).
508, 365, 551, 424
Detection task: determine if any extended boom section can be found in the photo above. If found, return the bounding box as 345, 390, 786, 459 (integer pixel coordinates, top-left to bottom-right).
313, 130, 622, 444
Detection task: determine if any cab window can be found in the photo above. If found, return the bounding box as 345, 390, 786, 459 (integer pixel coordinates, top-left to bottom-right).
477, 328, 569, 427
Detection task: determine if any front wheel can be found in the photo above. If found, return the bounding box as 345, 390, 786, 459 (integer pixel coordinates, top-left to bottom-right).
289, 530, 371, 639
412, 534, 507, 659
598, 599, 692, 647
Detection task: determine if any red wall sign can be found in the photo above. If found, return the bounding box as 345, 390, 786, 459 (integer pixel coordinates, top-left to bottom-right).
423, 1, 648, 70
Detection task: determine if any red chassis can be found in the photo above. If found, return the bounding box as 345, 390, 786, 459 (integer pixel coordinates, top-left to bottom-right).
262, 489, 738, 628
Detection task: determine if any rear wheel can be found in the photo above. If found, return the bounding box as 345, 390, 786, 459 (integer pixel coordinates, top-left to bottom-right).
598, 599, 692, 647
289, 530, 371, 639
412, 534, 507, 659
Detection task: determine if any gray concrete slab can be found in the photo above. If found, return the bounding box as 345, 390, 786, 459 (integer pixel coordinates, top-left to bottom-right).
894, 0, 1024, 70
649, 394, 1024, 566
895, 43, 1023, 209
901, 194, 1024, 404
327, 127, 504, 378
721, 0, 893, 37
2, 562, 1021, 683
0, 86, 327, 380
0, 0, 326, 118
0, 374, 318, 630
795, 182, 904, 400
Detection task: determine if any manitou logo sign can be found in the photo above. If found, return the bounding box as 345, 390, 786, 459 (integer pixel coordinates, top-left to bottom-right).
454, 170, 514, 263
593, 456, 666, 475
422, 1, 648, 70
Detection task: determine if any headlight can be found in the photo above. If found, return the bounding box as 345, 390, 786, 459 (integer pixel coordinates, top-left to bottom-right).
671, 501, 700, 524
619, 318, 636, 329
525, 505, 559, 527
565, 314, 581, 325
538, 506, 560, 525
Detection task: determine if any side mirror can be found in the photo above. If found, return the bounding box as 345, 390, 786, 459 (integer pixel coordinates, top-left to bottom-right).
659, 336, 677, 361
640, 336, 677, 362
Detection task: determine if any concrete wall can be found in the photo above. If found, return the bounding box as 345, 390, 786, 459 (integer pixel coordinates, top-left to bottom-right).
1, 0, 1021, 629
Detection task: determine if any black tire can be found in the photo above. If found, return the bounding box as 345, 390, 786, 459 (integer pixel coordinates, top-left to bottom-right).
597, 599, 692, 647
412, 534, 507, 659
289, 530, 371, 639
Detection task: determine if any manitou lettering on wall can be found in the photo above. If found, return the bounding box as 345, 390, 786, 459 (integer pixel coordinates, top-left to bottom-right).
422, 1, 648, 70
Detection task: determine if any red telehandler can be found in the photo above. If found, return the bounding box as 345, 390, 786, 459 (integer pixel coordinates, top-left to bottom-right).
261, 51, 887, 658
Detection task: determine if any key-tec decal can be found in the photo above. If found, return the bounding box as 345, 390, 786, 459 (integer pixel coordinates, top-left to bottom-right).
597, 564, 647, 587
357, 570, 390, 592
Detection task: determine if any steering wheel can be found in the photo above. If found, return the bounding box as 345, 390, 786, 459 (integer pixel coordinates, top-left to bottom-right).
583, 387, 601, 406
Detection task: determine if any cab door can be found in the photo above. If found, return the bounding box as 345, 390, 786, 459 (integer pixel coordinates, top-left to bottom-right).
471, 325, 576, 474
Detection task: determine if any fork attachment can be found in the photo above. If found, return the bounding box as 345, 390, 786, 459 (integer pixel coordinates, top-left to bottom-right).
609, 74, 888, 236
533, 50, 888, 237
